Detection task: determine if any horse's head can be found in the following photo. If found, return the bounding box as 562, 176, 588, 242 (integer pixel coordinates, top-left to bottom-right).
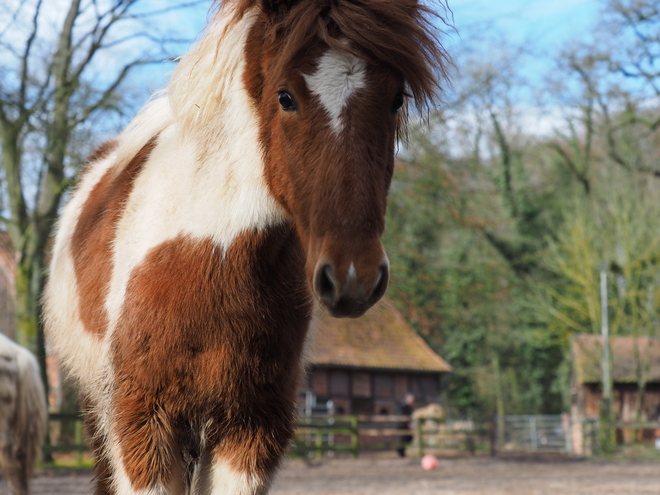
241, 0, 448, 317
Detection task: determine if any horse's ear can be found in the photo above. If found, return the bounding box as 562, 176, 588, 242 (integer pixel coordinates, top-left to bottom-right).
260, 0, 300, 16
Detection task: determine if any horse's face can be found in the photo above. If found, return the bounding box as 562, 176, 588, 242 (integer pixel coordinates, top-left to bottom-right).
245, 29, 403, 319
243, 0, 446, 317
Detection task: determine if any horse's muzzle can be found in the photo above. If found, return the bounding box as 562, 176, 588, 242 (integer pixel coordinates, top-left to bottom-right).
313, 259, 389, 318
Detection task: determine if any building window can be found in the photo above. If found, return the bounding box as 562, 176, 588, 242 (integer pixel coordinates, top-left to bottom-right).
374, 374, 393, 398
352, 372, 372, 398
329, 370, 350, 397
411, 375, 440, 403
394, 375, 408, 399
311, 370, 328, 396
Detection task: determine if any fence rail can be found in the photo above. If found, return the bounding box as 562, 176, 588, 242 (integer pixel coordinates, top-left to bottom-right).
44, 413, 87, 466
295, 414, 489, 458
54, 413, 631, 464
43, 413, 660, 466
45, 413, 487, 465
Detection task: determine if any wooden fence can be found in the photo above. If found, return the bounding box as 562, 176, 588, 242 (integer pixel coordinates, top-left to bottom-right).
44, 413, 488, 466
294, 415, 490, 458
44, 413, 87, 466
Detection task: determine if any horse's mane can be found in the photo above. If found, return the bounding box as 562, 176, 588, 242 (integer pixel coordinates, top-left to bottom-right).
221, 0, 451, 113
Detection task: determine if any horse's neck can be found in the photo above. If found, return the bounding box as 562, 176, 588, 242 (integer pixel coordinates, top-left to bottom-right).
168, 5, 258, 145
104, 6, 285, 335
113, 3, 282, 247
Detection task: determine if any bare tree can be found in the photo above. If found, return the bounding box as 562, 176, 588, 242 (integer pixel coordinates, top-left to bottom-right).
551, 0, 660, 179
0, 0, 206, 388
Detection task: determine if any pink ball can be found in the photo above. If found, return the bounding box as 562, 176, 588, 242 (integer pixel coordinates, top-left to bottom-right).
421, 454, 439, 470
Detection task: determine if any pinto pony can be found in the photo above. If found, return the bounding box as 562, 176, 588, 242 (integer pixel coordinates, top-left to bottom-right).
44, 0, 448, 493
0, 334, 47, 495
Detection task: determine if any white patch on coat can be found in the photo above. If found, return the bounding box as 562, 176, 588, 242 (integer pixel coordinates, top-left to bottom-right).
105, 7, 286, 335
303, 49, 367, 134
43, 151, 117, 403
208, 462, 269, 495
111, 466, 156, 495
347, 262, 356, 281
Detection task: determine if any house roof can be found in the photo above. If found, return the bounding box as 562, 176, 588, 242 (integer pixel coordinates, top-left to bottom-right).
573, 334, 660, 384
307, 298, 452, 373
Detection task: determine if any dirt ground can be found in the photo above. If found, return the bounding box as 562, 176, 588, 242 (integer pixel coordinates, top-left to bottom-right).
4, 454, 660, 494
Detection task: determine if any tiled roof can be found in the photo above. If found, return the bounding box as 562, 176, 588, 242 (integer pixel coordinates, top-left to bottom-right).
572, 334, 660, 384
307, 298, 451, 373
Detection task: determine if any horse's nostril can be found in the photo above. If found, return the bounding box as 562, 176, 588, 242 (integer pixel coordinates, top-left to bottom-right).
371, 263, 389, 301
315, 264, 337, 305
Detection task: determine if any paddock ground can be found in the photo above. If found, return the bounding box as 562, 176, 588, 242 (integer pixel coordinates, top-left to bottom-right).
5, 454, 660, 494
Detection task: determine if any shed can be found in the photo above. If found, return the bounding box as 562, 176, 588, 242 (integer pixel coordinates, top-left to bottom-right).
572, 334, 660, 422
302, 298, 451, 415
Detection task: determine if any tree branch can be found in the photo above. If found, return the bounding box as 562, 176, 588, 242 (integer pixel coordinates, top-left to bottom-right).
71, 1, 138, 82
548, 142, 590, 194
53, 0, 82, 92
480, 228, 536, 277
74, 58, 156, 125
126, 1, 208, 19
18, 0, 43, 110
0, 0, 29, 40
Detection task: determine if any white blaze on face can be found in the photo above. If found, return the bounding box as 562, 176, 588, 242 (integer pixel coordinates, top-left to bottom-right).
304, 49, 367, 134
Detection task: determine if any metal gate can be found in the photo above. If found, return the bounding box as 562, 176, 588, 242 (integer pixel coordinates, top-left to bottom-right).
497, 414, 572, 453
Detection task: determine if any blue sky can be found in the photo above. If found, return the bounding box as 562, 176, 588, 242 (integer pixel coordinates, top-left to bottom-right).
135, 0, 605, 95
7, 0, 603, 130
4, 0, 605, 93
448, 0, 601, 50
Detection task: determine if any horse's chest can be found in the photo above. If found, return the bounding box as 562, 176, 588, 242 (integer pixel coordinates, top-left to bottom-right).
109, 232, 311, 406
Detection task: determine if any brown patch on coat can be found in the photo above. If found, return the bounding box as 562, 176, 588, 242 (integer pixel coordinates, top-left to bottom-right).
71, 138, 156, 337
84, 140, 119, 171
111, 225, 310, 488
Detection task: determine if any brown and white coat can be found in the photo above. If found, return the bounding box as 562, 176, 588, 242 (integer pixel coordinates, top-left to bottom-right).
44, 0, 448, 493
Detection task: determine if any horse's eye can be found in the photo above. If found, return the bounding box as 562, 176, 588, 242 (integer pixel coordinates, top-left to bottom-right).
392, 92, 404, 113
278, 91, 296, 111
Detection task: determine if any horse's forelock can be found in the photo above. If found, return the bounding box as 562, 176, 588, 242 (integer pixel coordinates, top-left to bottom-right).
253, 0, 451, 115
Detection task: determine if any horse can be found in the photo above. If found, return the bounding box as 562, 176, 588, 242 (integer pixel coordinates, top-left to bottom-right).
0, 334, 47, 495
43, 0, 448, 493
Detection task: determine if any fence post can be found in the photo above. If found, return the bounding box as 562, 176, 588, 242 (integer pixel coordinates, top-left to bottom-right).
315, 429, 323, 460
75, 418, 84, 466
489, 416, 497, 457
350, 416, 359, 459
416, 417, 424, 458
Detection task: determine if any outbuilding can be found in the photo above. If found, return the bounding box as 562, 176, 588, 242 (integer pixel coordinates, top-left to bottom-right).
302, 298, 451, 415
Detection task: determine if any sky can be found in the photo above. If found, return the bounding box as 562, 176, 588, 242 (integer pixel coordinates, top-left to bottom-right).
448, 0, 601, 50
1, 0, 606, 136
131, 0, 605, 96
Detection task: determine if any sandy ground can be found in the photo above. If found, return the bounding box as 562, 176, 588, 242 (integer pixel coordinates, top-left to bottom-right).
4, 455, 660, 494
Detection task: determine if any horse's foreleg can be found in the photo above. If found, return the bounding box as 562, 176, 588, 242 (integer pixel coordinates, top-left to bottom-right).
82, 401, 115, 495
203, 426, 289, 495
0, 435, 28, 495
4, 456, 28, 495
107, 396, 186, 494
